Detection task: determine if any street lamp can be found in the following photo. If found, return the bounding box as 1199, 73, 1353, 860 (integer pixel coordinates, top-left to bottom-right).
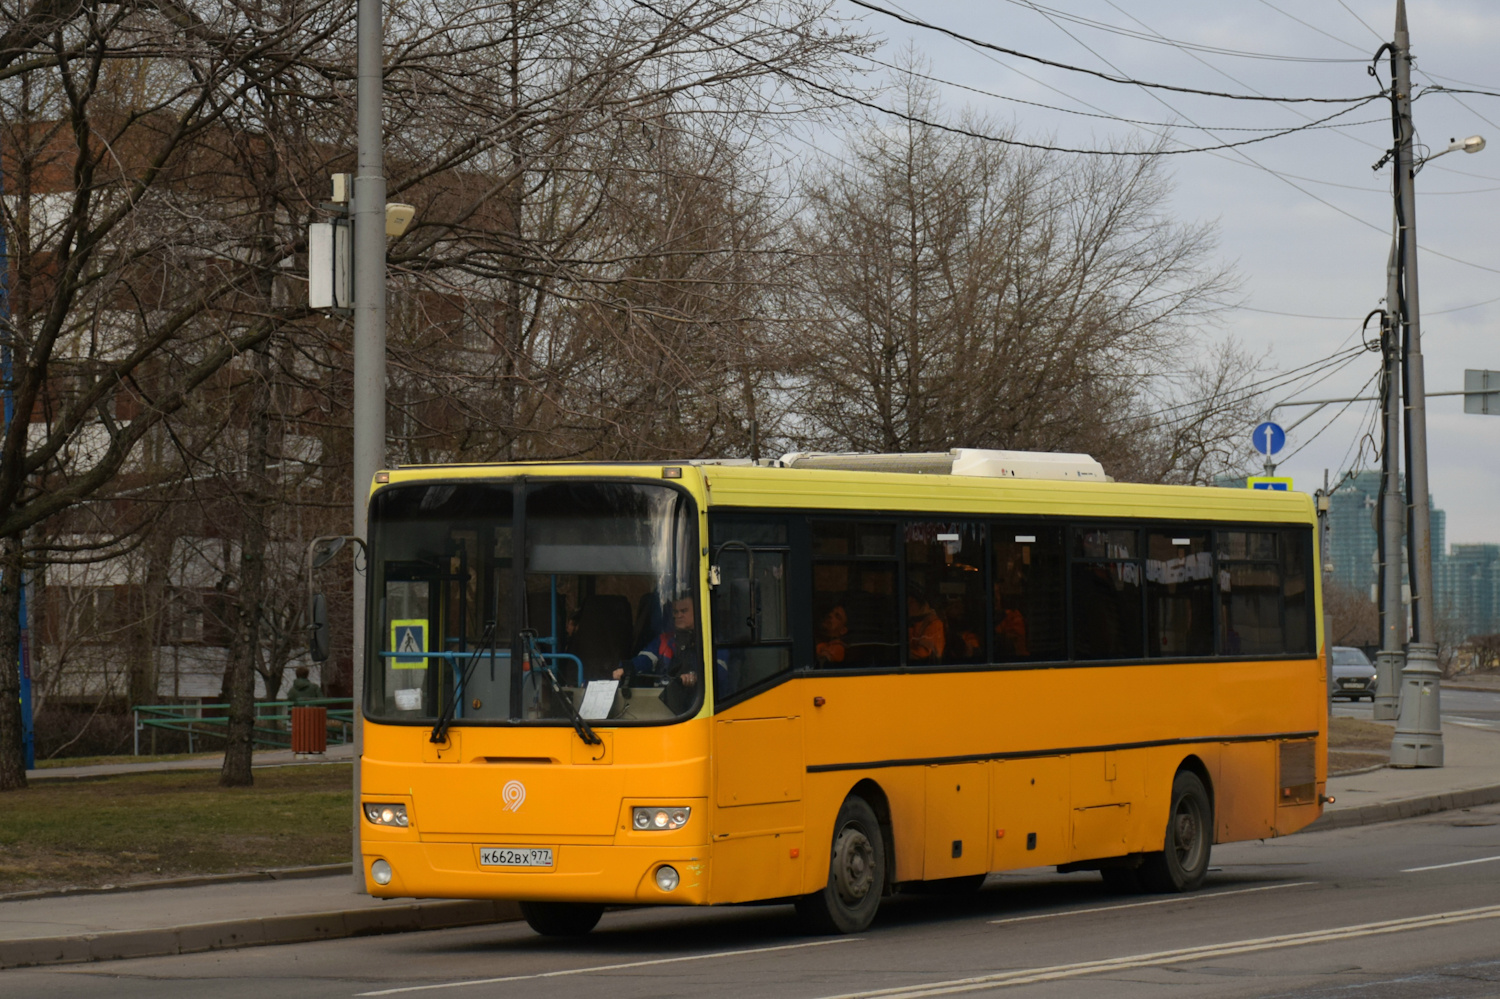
1418, 134, 1486, 168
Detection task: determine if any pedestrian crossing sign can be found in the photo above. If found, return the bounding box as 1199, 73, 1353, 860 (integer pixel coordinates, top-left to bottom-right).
390, 620, 428, 669
1247, 476, 1293, 492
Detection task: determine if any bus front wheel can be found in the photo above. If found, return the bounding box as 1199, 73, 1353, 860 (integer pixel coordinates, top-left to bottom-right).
795, 795, 886, 934
1139, 770, 1212, 893
519, 900, 604, 937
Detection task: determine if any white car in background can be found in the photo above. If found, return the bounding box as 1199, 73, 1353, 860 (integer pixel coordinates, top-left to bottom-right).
1332, 646, 1378, 701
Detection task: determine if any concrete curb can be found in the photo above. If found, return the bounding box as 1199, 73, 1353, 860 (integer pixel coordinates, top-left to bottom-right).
0, 898, 522, 970
0, 864, 351, 904
1305, 782, 1500, 833
1440, 683, 1500, 694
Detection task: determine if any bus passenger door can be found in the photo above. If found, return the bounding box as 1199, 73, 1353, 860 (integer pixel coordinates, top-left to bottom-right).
708, 519, 804, 903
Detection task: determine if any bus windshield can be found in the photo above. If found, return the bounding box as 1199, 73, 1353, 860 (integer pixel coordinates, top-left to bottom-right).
365, 479, 700, 726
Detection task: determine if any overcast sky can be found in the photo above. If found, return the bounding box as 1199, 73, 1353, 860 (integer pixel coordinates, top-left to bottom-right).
825, 0, 1500, 545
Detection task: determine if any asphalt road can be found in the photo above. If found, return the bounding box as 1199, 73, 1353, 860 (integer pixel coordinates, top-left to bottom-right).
7, 801, 1500, 999
1333, 684, 1500, 731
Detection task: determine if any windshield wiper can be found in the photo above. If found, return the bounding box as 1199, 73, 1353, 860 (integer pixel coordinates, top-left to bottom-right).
522, 629, 602, 747
430, 620, 497, 744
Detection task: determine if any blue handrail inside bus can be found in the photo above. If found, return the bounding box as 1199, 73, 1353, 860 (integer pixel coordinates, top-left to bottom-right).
376, 649, 585, 686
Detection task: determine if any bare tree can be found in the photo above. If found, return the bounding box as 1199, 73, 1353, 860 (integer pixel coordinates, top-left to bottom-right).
785, 68, 1239, 479
1322, 581, 1378, 649
0, 0, 348, 789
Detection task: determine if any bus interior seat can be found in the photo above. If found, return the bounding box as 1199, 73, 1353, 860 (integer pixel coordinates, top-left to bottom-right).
568, 594, 635, 680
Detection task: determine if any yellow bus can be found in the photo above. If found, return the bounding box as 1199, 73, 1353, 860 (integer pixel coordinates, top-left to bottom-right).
356, 450, 1326, 935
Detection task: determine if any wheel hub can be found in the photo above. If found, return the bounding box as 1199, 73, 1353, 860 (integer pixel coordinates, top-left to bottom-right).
1173, 800, 1203, 868
832, 826, 875, 905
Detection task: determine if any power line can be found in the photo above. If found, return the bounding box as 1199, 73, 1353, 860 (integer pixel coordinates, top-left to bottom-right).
1277, 368, 1381, 465
846, 0, 1382, 103
860, 54, 1386, 133
1140, 346, 1370, 426
996, 0, 1368, 64
1086, 4, 1500, 276
810, 85, 1378, 157
1216, 292, 1500, 321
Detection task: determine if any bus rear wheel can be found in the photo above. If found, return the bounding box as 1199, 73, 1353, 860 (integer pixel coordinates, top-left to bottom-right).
519, 901, 604, 937
795, 795, 886, 934
1139, 770, 1212, 893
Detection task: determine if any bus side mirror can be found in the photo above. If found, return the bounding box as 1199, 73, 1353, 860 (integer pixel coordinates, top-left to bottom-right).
310, 592, 330, 662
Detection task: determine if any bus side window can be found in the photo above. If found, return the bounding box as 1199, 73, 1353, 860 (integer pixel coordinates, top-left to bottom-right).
1071, 528, 1145, 660
1216, 530, 1283, 655
811, 521, 900, 669
904, 521, 985, 666
1146, 532, 1213, 657
1282, 528, 1313, 653
992, 526, 1066, 662
709, 518, 792, 702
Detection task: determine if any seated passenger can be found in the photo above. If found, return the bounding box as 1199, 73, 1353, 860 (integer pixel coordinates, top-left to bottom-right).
907, 591, 946, 662
943, 596, 982, 661
994, 586, 1028, 658
815, 605, 849, 665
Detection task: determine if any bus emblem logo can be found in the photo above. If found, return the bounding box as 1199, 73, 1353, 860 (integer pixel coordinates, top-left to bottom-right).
502, 780, 526, 812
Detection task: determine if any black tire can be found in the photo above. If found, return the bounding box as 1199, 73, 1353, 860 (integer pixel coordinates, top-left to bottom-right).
519, 900, 604, 937
795, 795, 886, 934
1139, 770, 1212, 893
1099, 866, 1144, 894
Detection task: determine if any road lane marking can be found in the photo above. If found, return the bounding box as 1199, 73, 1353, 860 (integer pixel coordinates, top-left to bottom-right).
987, 881, 1314, 924
1446, 719, 1500, 731
355, 937, 859, 995
1402, 854, 1500, 873
813, 903, 1500, 999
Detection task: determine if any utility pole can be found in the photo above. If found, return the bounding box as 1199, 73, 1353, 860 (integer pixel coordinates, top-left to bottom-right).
1386, 0, 1442, 766
1375, 240, 1404, 722
351, 0, 388, 883
0, 159, 30, 771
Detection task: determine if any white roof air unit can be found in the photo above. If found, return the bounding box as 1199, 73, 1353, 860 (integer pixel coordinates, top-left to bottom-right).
778, 448, 1107, 481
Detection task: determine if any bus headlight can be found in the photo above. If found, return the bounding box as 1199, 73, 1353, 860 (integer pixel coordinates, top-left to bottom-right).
655, 865, 680, 891
364, 803, 409, 827
371, 859, 393, 886
633, 806, 691, 831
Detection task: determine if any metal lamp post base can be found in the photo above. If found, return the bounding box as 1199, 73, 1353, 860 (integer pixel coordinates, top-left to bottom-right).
1373, 650, 1402, 721
1390, 642, 1443, 767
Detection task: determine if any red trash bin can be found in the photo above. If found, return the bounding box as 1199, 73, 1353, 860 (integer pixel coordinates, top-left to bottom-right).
291, 706, 328, 754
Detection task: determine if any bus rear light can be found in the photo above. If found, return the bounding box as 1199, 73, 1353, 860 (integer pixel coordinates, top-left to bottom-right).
633, 806, 691, 831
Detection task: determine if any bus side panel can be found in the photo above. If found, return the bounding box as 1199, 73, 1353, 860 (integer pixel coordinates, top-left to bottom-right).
990, 757, 1071, 869
711, 833, 805, 904
923, 763, 988, 880
1214, 741, 1278, 842
1068, 751, 1144, 862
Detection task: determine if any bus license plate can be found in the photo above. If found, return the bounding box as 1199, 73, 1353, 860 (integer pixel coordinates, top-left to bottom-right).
480, 847, 553, 868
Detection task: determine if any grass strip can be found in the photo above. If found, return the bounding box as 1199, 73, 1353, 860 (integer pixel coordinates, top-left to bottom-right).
0, 765, 351, 894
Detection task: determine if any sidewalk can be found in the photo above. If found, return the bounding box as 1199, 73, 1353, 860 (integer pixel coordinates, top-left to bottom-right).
1311, 717, 1500, 831
26, 742, 355, 782
4, 723, 1499, 972
0, 873, 519, 970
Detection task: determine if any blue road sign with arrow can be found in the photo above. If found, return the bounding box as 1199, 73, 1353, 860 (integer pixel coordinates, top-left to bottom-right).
1252, 421, 1286, 456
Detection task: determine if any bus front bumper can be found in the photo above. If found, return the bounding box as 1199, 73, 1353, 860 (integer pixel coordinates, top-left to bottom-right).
362, 841, 711, 905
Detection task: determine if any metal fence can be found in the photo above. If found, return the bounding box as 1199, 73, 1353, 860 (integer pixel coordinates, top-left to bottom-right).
131, 698, 354, 756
